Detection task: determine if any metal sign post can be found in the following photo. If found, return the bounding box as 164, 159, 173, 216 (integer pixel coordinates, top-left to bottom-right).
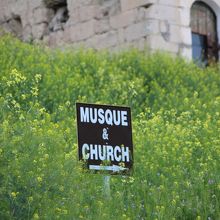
104, 175, 111, 199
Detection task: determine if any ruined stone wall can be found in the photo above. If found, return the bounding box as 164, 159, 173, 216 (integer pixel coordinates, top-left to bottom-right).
1, 0, 219, 59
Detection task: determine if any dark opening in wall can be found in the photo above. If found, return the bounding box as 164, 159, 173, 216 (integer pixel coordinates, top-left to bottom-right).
5, 15, 23, 39
44, 0, 67, 9
44, 0, 69, 32
140, 3, 152, 9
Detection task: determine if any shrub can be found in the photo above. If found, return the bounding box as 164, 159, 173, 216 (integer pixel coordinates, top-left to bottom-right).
0, 35, 220, 219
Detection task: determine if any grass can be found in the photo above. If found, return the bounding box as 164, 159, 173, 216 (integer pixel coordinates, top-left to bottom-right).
0, 35, 220, 219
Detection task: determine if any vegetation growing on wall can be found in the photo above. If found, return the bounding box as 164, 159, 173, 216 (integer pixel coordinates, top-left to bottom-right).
0, 35, 220, 219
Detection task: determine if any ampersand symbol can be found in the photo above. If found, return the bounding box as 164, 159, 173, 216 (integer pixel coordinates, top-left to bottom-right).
102, 128, 109, 140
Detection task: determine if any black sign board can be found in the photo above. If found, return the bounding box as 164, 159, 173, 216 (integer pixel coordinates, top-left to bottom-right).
76, 103, 133, 175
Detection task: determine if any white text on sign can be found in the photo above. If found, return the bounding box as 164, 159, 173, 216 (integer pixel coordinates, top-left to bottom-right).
82, 144, 130, 162
80, 107, 128, 126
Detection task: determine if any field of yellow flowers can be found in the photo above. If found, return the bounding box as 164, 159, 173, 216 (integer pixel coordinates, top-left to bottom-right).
0, 35, 220, 220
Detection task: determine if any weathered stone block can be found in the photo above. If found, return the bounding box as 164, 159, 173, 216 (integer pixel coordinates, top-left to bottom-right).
110, 42, 133, 53
0, 6, 5, 21
165, 25, 191, 45
0, 0, 7, 21
48, 30, 64, 46
22, 25, 32, 42
97, 31, 118, 49
118, 28, 124, 44
67, 0, 94, 13
77, 19, 95, 41
145, 5, 180, 25
180, 27, 191, 45
160, 20, 169, 33
93, 6, 105, 20
21, 9, 34, 27
147, 34, 179, 53
120, 0, 157, 11
84, 36, 95, 48
3, 18, 23, 38
72, 41, 86, 49
95, 19, 110, 34
110, 9, 137, 29
33, 7, 54, 24
179, 8, 190, 26
169, 25, 181, 43
10, 0, 27, 17
1, 22, 11, 33
32, 23, 47, 39
158, 0, 188, 8
136, 7, 148, 22
0, 0, 14, 21
179, 46, 192, 60
67, 19, 95, 42
29, 0, 44, 10
99, 0, 121, 17
66, 0, 76, 14
131, 37, 147, 50
63, 27, 73, 42
78, 5, 99, 22
66, 9, 80, 26
170, 25, 183, 43
160, 20, 170, 41
94, 31, 118, 49
125, 20, 159, 42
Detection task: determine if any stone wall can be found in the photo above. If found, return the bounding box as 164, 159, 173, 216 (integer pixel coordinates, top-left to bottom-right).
1, 0, 219, 59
